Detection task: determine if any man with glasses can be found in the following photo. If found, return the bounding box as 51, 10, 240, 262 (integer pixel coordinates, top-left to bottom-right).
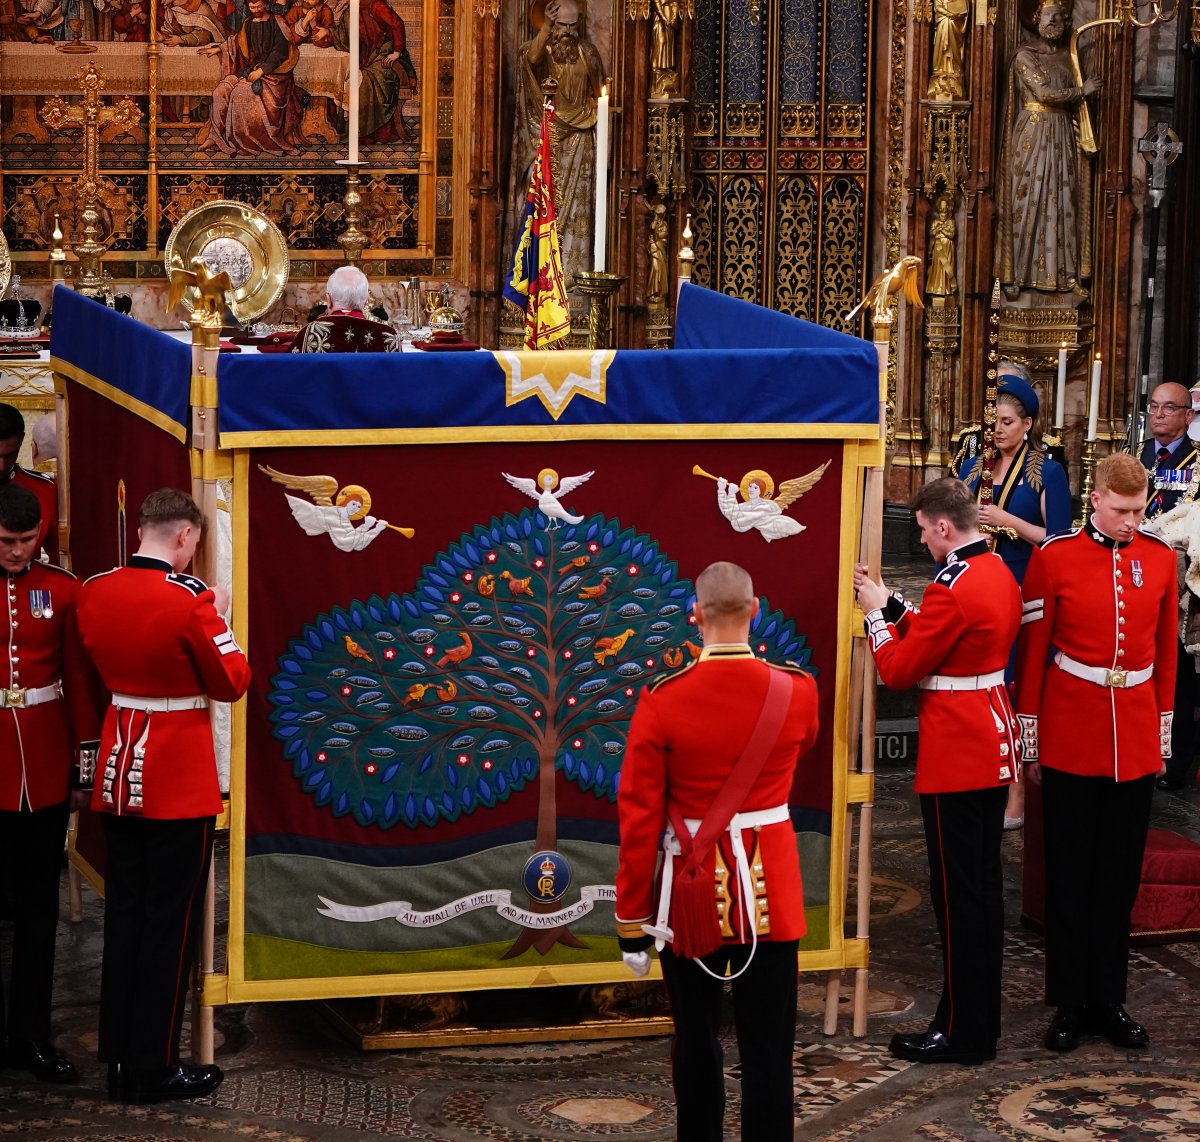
1138, 382, 1198, 791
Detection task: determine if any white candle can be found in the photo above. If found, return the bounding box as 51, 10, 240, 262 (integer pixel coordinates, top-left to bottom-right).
1055, 342, 1067, 429
348, 0, 360, 163
593, 84, 609, 272
1087, 353, 1101, 441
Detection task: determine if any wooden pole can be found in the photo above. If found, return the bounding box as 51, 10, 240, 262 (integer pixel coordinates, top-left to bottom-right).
851, 310, 891, 1037
188, 322, 222, 1067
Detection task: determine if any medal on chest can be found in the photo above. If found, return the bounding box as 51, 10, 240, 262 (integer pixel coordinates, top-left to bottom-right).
28, 588, 53, 618
1131, 560, 1144, 588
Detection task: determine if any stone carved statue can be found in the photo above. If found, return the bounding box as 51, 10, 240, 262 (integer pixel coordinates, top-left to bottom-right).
926, 194, 957, 297
994, 0, 1101, 300
646, 202, 668, 306
515, 0, 605, 289
927, 0, 969, 101
650, 0, 682, 99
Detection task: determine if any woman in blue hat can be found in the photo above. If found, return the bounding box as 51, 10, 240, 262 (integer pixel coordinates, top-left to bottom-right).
955, 362, 1072, 826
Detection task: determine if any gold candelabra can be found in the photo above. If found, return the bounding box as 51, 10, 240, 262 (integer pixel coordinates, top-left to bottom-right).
1076, 439, 1099, 527
336, 160, 369, 263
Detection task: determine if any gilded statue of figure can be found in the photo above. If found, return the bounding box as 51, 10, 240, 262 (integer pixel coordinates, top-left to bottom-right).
650, 0, 681, 99
515, 0, 605, 288
927, 195, 957, 297
646, 203, 668, 306
994, 0, 1101, 300
927, 0, 969, 101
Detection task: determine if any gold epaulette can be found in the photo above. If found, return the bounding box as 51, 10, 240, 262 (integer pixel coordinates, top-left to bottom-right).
646, 660, 697, 692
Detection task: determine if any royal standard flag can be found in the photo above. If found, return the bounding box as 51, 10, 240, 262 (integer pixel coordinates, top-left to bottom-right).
503, 102, 572, 349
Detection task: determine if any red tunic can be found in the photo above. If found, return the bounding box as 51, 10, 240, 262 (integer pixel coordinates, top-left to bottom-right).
0, 561, 100, 811
1014, 521, 1177, 781
866, 539, 1022, 793
77, 555, 251, 819
8, 464, 57, 563
615, 646, 819, 946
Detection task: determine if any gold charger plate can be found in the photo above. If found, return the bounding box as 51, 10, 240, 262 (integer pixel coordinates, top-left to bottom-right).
164, 200, 288, 324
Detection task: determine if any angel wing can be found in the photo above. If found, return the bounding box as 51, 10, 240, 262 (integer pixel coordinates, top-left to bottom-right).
774, 460, 832, 512
556, 471, 595, 497
259, 463, 340, 506
502, 472, 540, 500
284, 494, 337, 536
168, 268, 197, 314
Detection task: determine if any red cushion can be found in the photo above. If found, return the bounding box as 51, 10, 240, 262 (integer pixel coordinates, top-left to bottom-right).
1141, 828, 1200, 885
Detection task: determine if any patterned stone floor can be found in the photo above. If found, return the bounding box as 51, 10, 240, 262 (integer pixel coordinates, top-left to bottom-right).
5, 772, 1200, 1140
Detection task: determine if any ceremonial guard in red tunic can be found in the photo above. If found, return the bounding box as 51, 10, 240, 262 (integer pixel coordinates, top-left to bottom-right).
616, 562, 819, 1142
76, 489, 251, 1103
856, 477, 1021, 1065
1015, 452, 1177, 1052
0, 485, 99, 1083
0, 402, 58, 561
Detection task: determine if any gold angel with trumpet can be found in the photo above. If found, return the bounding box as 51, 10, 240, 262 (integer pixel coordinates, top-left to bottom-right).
168, 257, 233, 323
845, 255, 924, 323
258, 465, 414, 553
695, 462, 831, 542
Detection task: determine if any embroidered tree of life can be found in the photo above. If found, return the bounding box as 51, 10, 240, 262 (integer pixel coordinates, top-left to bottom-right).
268, 509, 815, 956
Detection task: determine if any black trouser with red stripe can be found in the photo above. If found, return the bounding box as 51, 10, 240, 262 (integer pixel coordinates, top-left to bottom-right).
919, 786, 1007, 1053
0, 800, 69, 1045
98, 814, 214, 1069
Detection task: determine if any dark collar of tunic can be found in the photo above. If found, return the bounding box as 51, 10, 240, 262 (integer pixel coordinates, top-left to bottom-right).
1084, 517, 1132, 550
944, 538, 990, 563
128, 554, 175, 572
0, 560, 33, 580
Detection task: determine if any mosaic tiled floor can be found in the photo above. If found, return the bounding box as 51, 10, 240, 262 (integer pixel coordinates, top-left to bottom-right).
5, 756, 1200, 1137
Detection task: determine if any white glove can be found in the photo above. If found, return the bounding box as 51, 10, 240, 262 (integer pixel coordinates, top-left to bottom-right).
622, 950, 651, 977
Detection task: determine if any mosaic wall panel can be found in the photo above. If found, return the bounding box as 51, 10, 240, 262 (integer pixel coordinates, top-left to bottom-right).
0, 0, 449, 276
691, 0, 871, 320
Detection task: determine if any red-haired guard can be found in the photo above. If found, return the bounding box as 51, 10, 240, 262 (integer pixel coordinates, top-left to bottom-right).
1015, 451, 1177, 1052
855, 476, 1021, 1065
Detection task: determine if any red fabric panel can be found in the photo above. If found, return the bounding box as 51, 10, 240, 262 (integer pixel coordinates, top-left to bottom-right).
243, 438, 844, 849
65, 380, 192, 580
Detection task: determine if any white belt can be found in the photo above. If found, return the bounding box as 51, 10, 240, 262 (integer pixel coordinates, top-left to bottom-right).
0, 681, 62, 708
645, 802, 791, 980
919, 669, 1006, 691
111, 693, 209, 712
681, 804, 792, 832
1053, 651, 1152, 689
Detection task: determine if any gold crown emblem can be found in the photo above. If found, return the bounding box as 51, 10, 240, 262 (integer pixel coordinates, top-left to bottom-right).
540, 854, 557, 875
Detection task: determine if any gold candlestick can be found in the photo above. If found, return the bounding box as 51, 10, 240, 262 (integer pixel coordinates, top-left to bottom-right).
572, 271, 625, 349
336, 159, 369, 264
1076, 438, 1098, 527
49, 214, 68, 285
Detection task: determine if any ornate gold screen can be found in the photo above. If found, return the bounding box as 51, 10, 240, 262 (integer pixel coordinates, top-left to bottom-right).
689, 0, 872, 324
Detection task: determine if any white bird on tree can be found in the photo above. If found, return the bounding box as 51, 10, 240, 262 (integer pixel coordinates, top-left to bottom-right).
502, 468, 594, 529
